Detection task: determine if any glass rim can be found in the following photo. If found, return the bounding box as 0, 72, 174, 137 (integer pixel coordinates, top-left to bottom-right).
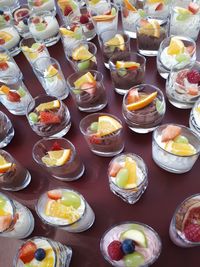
135, 16, 169, 27
98, 29, 130, 46
159, 35, 196, 51
0, 192, 16, 233
170, 60, 200, 73
172, 6, 199, 16
32, 56, 61, 78
13, 4, 31, 20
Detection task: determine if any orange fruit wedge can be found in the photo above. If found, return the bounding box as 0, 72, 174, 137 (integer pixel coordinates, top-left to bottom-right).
0, 85, 10, 95
0, 53, 9, 62
46, 65, 58, 77
59, 27, 74, 36
92, 14, 115, 22
0, 155, 12, 173
126, 91, 157, 111
124, 0, 137, 12
147, 0, 163, 3
36, 100, 60, 112
116, 61, 140, 69
139, 19, 160, 38
74, 72, 96, 88
42, 149, 71, 167
105, 34, 125, 51
167, 37, 185, 56
0, 31, 12, 42
124, 157, 137, 188
165, 141, 196, 156
97, 115, 122, 136
72, 45, 94, 61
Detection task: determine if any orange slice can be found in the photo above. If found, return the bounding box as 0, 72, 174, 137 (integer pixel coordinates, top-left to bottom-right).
105, 34, 125, 51
97, 115, 122, 136
116, 61, 140, 69
124, 157, 137, 188
165, 141, 196, 156
92, 14, 115, 22
59, 27, 74, 36
74, 72, 95, 88
139, 19, 160, 38
0, 155, 12, 173
126, 91, 157, 111
72, 45, 94, 61
41, 149, 71, 167
124, 0, 137, 12
36, 100, 60, 112
167, 37, 185, 56
0, 31, 12, 43
0, 85, 10, 95
147, 0, 163, 3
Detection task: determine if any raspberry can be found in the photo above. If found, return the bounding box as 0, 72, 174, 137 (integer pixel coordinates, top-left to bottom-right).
51, 141, 63, 151
64, 6, 72, 16
187, 70, 200, 84
184, 224, 200, 242
80, 14, 89, 24
107, 240, 124, 261
86, 22, 94, 30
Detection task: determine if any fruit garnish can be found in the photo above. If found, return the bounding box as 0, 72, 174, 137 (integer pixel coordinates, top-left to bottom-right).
116, 61, 140, 70
175, 54, 190, 64
0, 85, 10, 95
105, 34, 125, 51
187, 87, 199, 96
124, 0, 137, 12
92, 14, 115, 22
45, 65, 58, 77
28, 112, 38, 123
72, 45, 94, 61
77, 60, 90, 71
64, 5, 73, 16
174, 135, 189, 144
47, 189, 62, 200
124, 157, 137, 188
0, 53, 9, 62
139, 19, 160, 38
59, 27, 74, 36
0, 214, 12, 232
175, 7, 192, 21
36, 100, 60, 112
122, 239, 135, 254
57, 0, 77, 13
80, 82, 96, 94
74, 72, 96, 88
80, 14, 89, 24
35, 22, 47, 32
155, 2, 163, 11
127, 89, 140, 104
0, 155, 12, 173
0, 31, 12, 43
0, 195, 6, 209
42, 149, 71, 167
97, 115, 122, 136
19, 241, 37, 264
51, 141, 63, 151
40, 111, 61, 124
17, 87, 26, 97
187, 70, 200, 84
37, 256, 54, 267
34, 248, 46, 261
165, 141, 196, 156
161, 125, 181, 142
124, 252, 145, 267
167, 37, 185, 56
116, 168, 129, 188
184, 224, 200, 242
109, 162, 122, 177
147, 0, 162, 3
0, 61, 8, 71
88, 134, 101, 144
61, 191, 81, 209
7, 91, 21, 102
90, 121, 99, 132
188, 2, 200, 15
120, 229, 147, 248
126, 91, 157, 111
107, 240, 124, 261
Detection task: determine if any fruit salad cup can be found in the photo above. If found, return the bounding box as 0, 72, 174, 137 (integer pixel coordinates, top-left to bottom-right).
80, 113, 124, 157
14, 236, 72, 267
0, 111, 14, 148
28, 11, 60, 46
152, 124, 200, 173
36, 188, 95, 232
122, 84, 166, 133
108, 153, 148, 204
57, 0, 80, 24
0, 0, 20, 12
170, 2, 200, 41
13, 4, 31, 37
169, 193, 200, 247
0, 74, 33, 115
33, 138, 85, 181
136, 17, 169, 56
86, 0, 111, 14
109, 52, 146, 95
67, 70, 107, 112
157, 35, 196, 79
0, 192, 34, 239
166, 61, 200, 109
28, 0, 56, 14
0, 149, 31, 191
190, 97, 200, 136
143, 0, 170, 20
27, 95, 71, 137
33, 57, 69, 100
67, 41, 97, 72
100, 221, 162, 267
98, 30, 130, 68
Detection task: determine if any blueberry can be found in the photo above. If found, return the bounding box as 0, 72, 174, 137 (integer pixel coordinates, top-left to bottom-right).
0, 10, 4, 15
122, 239, 135, 254
23, 18, 28, 25
34, 248, 46, 261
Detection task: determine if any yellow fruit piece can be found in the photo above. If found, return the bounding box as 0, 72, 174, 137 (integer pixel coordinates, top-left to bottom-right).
0, 209, 10, 216
72, 45, 94, 61
124, 0, 137, 12
116, 61, 140, 69
38, 256, 54, 267
57, 0, 78, 12
46, 65, 58, 77
92, 14, 115, 22
0, 155, 12, 173
0, 53, 9, 61
165, 141, 196, 156
97, 115, 122, 136
124, 157, 137, 187
0, 31, 12, 43
175, 7, 192, 15
147, 0, 163, 3
59, 27, 74, 36
36, 100, 60, 112
139, 20, 160, 38
42, 149, 71, 167
126, 91, 157, 111
0, 85, 10, 95
167, 37, 185, 56
105, 34, 125, 51
74, 72, 95, 88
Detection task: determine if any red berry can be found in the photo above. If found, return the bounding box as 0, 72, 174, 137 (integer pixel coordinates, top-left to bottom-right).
7, 91, 21, 102
86, 22, 94, 30
50, 141, 63, 151
107, 241, 124, 261
188, 2, 200, 15
19, 241, 37, 264
187, 70, 200, 84
4, 14, 10, 21
80, 14, 89, 24
34, 0, 43, 7
88, 134, 101, 145
47, 189, 62, 200
0, 38, 5, 45
0, 62, 9, 71
184, 224, 200, 242
64, 6, 73, 16
32, 17, 40, 24
175, 69, 188, 86
40, 111, 61, 124
155, 3, 164, 11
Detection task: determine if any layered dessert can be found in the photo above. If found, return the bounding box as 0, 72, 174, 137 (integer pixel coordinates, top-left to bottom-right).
109, 153, 148, 204
14, 237, 72, 267
37, 188, 95, 232
190, 98, 200, 136
152, 124, 200, 173
57, 0, 79, 22
0, 111, 14, 148
0, 53, 21, 78
100, 222, 161, 267
169, 194, 200, 247
13, 6, 31, 37
0, 27, 20, 55
28, 0, 56, 13
144, 0, 170, 19
123, 85, 165, 133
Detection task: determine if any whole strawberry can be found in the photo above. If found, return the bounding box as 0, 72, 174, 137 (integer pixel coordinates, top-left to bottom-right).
184, 224, 200, 242
107, 240, 124, 261
187, 70, 200, 84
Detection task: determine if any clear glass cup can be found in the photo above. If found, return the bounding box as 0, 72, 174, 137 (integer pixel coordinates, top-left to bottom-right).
13, 4, 31, 37
67, 70, 107, 112
170, 2, 200, 40
57, 0, 80, 24
91, 3, 119, 35
28, 0, 56, 14
86, 0, 111, 15
14, 236, 72, 266
79, 112, 124, 157
108, 153, 148, 204
0, 74, 33, 115
143, 0, 170, 20
20, 37, 50, 66
0, 111, 14, 148
98, 29, 130, 68
152, 123, 200, 173
122, 84, 166, 133
67, 41, 97, 72
169, 193, 200, 247
36, 188, 95, 232
136, 17, 169, 56
28, 11, 60, 46
32, 56, 69, 100
109, 51, 146, 95
0, 0, 20, 12
189, 97, 200, 137
166, 61, 200, 109
157, 35, 196, 79
0, 192, 34, 239
32, 138, 85, 181
100, 221, 162, 267
26, 94, 71, 137
0, 149, 31, 191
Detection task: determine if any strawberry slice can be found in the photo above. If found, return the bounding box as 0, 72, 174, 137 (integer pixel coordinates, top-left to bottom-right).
0, 38, 5, 45
155, 3, 164, 11
188, 2, 200, 14
7, 91, 21, 102
80, 82, 96, 95
19, 241, 37, 264
47, 189, 62, 200
64, 6, 73, 16
109, 162, 122, 177
40, 111, 61, 124
51, 141, 63, 151
0, 62, 8, 71
89, 134, 101, 144
127, 89, 140, 104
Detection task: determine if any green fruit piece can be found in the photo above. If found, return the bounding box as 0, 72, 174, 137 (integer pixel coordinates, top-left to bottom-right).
116, 168, 129, 188
31, 43, 41, 50
36, 23, 46, 31
0, 195, 6, 209
117, 68, 127, 77
108, 46, 116, 52
17, 87, 26, 97
156, 99, 164, 114
90, 122, 98, 132
78, 60, 90, 71
176, 14, 190, 21
28, 112, 38, 123
111, 7, 116, 16
124, 252, 145, 267
138, 9, 147, 18
120, 229, 147, 248
61, 192, 81, 209
175, 54, 190, 63
74, 29, 82, 40
73, 89, 82, 94
174, 135, 189, 144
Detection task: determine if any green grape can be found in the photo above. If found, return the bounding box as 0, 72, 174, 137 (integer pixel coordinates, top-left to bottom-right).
78, 60, 90, 71
175, 54, 190, 63
36, 23, 46, 32
28, 112, 38, 123
174, 135, 189, 144
116, 168, 129, 188
31, 43, 40, 50
17, 87, 26, 97
124, 252, 145, 267
176, 14, 190, 21
111, 7, 116, 15
61, 192, 81, 209
138, 9, 147, 18
90, 122, 99, 132
117, 69, 127, 77
0, 196, 6, 209
156, 99, 164, 114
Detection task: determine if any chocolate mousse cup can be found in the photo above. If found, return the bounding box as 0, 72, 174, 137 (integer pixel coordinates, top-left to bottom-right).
109, 52, 146, 95
98, 30, 130, 68
122, 84, 166, 133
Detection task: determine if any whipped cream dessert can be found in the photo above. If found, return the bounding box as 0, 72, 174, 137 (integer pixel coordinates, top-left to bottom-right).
144, 1, 169, 18
0, 27, 20, 50
95, 16, 118, 35
0, 61, 21, 78
122, 11, 140, 36
29, 0, 55, 13
88, 0, 111, 15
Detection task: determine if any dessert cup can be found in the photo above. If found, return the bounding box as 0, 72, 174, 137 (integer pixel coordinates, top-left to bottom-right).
143, 0, 170, 20
122, 84, 166, 133
189, 97, 200, 136
28, 0, 56, 14
108, 153, 148, 204
0, 192, 34, 239
0, 111, 14, 148
27, 95, 71, 138
0, 149, 31, 191
152, 123, 200, 173
109, 52, 146, 95
36, 188, 95, 232
100, 221, 162, 267
0, 0, 20, 12
67, 70, 107, 112
57, 0, 79, 25
98, 30, 130, 68
33, 56, 69, 100
13, 4, 31, 38
32, 138, 85, 181
79, 112, 124, 157
86, 0, 111, 17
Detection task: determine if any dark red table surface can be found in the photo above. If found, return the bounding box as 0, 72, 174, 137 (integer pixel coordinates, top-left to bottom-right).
1, 2, 200, 266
